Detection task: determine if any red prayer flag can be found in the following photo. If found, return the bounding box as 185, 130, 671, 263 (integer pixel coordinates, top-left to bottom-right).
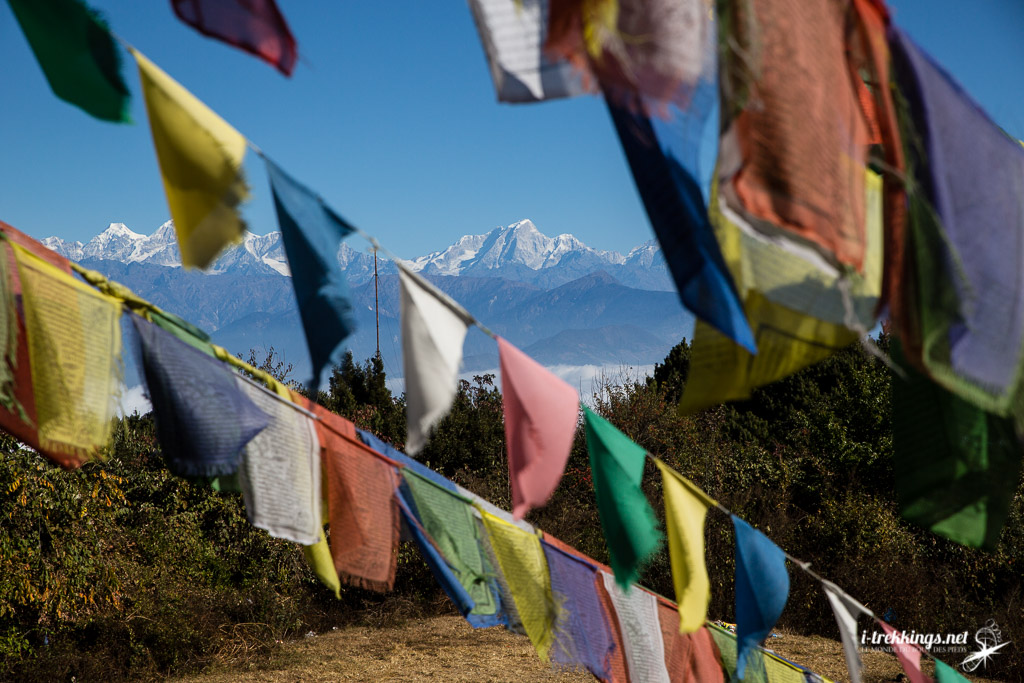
498, 337, 579, 519
170, 0, 297, 76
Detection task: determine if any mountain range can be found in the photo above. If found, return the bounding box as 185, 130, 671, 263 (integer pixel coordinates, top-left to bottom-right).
43, 219, 693, 387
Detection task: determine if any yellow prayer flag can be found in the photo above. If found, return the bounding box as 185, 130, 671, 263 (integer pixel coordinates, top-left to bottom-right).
654, 459, 715, 632
479, 509, 556, 659
132, 48, 250, 269
303, 525, 341, 599
679, 172, 881, 413
14, 243, 122, 459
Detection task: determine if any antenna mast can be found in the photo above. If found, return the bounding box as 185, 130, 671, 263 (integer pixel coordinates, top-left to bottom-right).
374, 248, 380, 359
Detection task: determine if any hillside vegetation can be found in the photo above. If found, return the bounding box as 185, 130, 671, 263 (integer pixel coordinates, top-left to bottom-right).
0, 340, 1021, 680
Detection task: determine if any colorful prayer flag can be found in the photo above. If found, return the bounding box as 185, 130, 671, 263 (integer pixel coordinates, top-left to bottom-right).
935, 659, 971, 683
313, 407, 401, 592
546, 0, 712, 107
718, 0, 873, 271
541, 537, 616, 679
131, 314, 269, 477
399, 265, 474, 455
7, 0, 130, 122
584, 406, 662, 589
889, 27, 1024, 419
480, 510, 556, 659
891, 341, 1020, 549
132, 48, 250, 269
394, 490, 478, 619
467, 0, 590, 102
0, 224, 76, 467
170, 0, 297, 76
265, 159, 356, 388
605, 94, 756, 353
498, 336, 579, 519
822, 580, 871, 683
655, 604, 724, 683
15, 243, 123, 461
733, 516, 789, 679
403, 470, 501, 623
878, 621, 931, 683
236, 377, 322, 546
600, 572, 671, 683
654, 459, 714, 632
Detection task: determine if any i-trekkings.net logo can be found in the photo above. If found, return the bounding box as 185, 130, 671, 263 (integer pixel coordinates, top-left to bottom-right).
960, 620, 1011, 673
859, 619, 1011, 672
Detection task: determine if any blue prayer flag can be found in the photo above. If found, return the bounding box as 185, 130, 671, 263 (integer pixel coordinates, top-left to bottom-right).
733, 516, 789, 679
604, 89, 755, 353
131, 315, 269, 477
265, 159, 357, 388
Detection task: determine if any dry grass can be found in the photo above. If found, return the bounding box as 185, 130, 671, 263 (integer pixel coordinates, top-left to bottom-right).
170, 616, 1004, 683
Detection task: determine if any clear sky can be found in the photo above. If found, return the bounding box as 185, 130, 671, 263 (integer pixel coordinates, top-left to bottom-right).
1, 1, 1021, 258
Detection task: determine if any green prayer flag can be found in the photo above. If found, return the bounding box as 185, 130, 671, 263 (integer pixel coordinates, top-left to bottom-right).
935, 659, 971, 683
403, 471, 498, 616
893, 340, 1022, 549
8, 0, 131, 122
149, 309, 216, 356
583, 407, 662, 589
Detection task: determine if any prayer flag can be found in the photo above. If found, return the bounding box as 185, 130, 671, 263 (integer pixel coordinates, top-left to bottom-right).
0, 242, 24, 429
546, 0, 712, 107
891, 341, 1020, 549
170, 0, 297, 76
584, 406, 662, 589
399, 265, 474, 455
132, 48, 250, 269
7, 0, 130, 122
654, 459, 713, 632
467, 0, 590, 103
592, 565, 631, 683
15, 243, 123, 461
395, 490, 477, 619
403, 470, 502, 623
131, 315, 269, 477
708, 622, 811, 683
718, 0, 872, 271
474, 515, 528, 635
878, 621, 931, 683
236, 377, 321, 546
935, 659, 970, 683
313, 407, 401, 592
605, 94, 756, 353
541, 536, 616, 679
0, 224, 75, 467
480, 510, 556, 658
889, 28, 1024, 418
656, 604, 724, 683
600, 572, 671, 683
265, 159, 356, 388
822, 580, 871, 683
498, 336, 579, 519
733, 516, 789, 679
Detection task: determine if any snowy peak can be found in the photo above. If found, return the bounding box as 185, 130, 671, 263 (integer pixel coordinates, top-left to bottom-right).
404, 219, 627, 277
42, 218, 667, 289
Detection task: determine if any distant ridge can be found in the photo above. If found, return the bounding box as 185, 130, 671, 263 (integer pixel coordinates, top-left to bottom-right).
43, 219, 692, 383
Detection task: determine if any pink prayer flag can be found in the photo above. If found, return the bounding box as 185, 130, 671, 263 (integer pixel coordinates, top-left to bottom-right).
498, 337, 579, 519
878, 621, 934, 683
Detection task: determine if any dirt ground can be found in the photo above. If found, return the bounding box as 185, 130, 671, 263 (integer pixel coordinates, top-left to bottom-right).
170, 615, 999, 683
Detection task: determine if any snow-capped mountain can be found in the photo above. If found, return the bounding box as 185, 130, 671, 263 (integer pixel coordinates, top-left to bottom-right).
403, 219, 625, 276
43, 218, 672, 290
43, 221, 291, 276
41, 218, 689, 383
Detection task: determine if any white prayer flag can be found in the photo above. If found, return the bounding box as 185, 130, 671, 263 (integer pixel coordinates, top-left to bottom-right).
466, 0, 589, 103
399, 265, 474, 455
822, 580, 872, 683
237, 377, 322, 546
601, 571, 672, 683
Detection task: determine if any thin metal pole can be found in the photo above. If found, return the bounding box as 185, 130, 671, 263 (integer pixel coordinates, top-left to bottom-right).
374, 248, 380, 359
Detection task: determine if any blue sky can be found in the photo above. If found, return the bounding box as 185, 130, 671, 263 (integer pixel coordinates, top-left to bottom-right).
1, 1, 1021, 258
